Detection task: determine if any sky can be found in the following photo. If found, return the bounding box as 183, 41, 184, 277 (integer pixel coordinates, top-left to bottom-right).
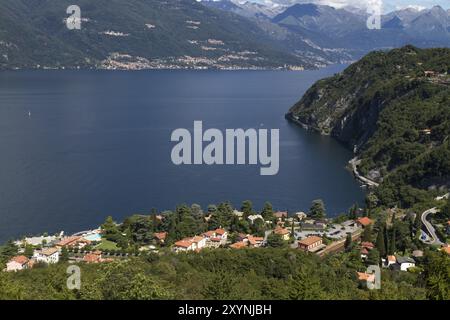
248, 0, 450, 12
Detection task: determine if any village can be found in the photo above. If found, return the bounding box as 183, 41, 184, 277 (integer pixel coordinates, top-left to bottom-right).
5, 202, 450, 285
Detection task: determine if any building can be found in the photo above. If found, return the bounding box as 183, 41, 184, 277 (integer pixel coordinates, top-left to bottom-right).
274, 211, 288, 221
173, 239, 195, 252
412, 250, 424, 258
56, 236, 91, 249
233, 210, 243, 219
294, 212, 307, 221
298, 236, 323, 252
246, 235, 264, 248
274, 227, 290, 241
230, 241, 247, 249
247, 214, 264, 224
153, 232, 167, 244
440, 245, 450, 256
5, 256, 29, 272
385, 255, 397, 268
33, 247, 60, 264
214, 228, 228, 242
173, 235, 207, 253
356, 217, 374, 228
83, 251, 105, 263
357, 272, 375, 285
395, 255, 416, 271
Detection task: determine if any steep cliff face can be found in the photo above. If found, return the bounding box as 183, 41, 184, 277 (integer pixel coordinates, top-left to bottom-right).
287, 46, 450, 207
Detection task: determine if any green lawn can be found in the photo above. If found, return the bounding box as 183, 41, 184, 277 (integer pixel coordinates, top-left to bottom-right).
95, 239, 119, 250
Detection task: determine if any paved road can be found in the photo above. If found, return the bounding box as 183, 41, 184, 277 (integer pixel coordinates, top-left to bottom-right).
349, 158, 379, 187
421, 207, 444, 246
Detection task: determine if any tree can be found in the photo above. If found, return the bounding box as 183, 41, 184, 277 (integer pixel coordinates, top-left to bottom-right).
0, 240, 18, 264
376, 228, 386, 257
241, 200, 254, 219
191, 204, 204, 220
24, 245, 34, 258
344, 233, 353, 252
367, 248, 380, 266
441, 199, 450, 220
414, 212, 423, 240
60, 246, 69, 263
309, 199, 326, 219
388, 226, 396, 255
266, 233, 285, 248
348, 203, 359, 219
261, 202, 274, 221
362, 225, 373, 242
365, 193, 379, 211
423, 251, 450, 300
101, 216, 120, 241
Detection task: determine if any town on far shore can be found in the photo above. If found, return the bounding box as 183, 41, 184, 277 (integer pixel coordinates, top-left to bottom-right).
4, 198, 450, 286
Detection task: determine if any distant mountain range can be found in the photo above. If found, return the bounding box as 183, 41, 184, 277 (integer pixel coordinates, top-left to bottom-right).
0, 0, 449, 70
204, 1, 450, 62
0, 0, 308, 70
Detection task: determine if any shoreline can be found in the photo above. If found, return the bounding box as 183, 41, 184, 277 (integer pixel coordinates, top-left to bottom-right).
285, 112, 379, 188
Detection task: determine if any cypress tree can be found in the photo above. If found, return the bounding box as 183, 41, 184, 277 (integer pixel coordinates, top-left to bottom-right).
376, 227, 386, 257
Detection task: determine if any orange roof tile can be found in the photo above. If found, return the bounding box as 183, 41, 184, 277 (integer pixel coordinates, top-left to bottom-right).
57, 236, 82, 247
230, 242, 247, 249
215, 228, 226, 235
203, 231, 215, 237
83, 253, 101, 263
357, 272, 375, 282
40, 247, 59, 256
154, 232, 167, 240
361, 242, 374, 249
357, 217, 374, 227
298, 236, 322, 246
11, 255, 28, 265
174, 240, 192, 248
274, 227, 290, 235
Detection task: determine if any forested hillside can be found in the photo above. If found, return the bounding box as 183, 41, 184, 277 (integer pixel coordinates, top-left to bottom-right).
287, 46, 450, 207
2, 247, 449, 300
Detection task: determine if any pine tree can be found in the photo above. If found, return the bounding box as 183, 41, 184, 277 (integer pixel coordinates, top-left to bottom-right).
388, 226, 396, 255
344, 233, 353, 252
310, 199, 326, 219
376, 227, 386, 257
362, 225, 373, 242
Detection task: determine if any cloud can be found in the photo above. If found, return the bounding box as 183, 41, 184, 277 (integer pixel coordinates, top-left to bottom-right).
248, 0, 449, 12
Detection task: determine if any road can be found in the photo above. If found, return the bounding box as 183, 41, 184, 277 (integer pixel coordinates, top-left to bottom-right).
421, 207, 444, 246
349, 157, 379, 187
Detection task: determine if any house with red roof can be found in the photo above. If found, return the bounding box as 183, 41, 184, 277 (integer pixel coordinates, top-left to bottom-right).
274, 211, 288, 221
356, 217, 374, 228
173, 235, 207, 253
274, 227, 290, 241
5, 255, 30, 272
153, 232, 168, 244
298, 236, 324, 252
230, 241, 247, 249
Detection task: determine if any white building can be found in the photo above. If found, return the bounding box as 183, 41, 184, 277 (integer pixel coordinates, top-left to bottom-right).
295, 212, 307, 221
248, 214, 264, 224
5, 256, 29, 272
396, 256, 415, 271
33, 247, 60, 264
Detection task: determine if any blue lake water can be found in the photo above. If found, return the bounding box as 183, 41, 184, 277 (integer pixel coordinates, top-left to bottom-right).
0, 66, 365, 242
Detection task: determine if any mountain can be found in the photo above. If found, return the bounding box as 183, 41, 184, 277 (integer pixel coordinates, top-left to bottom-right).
272, 4, 450, 51
201, 0, 284, 19
0, 0, 310, 70
287, 46, 450, 207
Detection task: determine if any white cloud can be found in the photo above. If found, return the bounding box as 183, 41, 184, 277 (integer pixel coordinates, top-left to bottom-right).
248, 0, 449, 12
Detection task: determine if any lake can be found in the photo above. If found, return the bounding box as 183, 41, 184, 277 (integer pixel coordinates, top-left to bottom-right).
0, 66, 365, 242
